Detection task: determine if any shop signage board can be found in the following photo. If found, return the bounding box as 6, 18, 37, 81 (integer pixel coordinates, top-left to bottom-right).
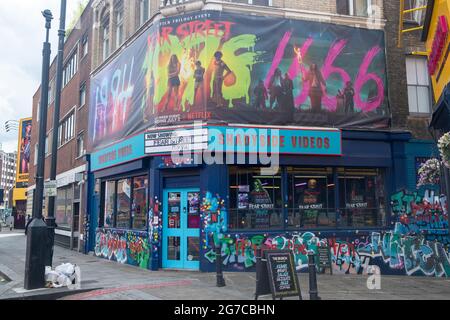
91, 125, 342, 172
255, 250, 302, 300
44, 180, 57, 197
144, 128, 209, 154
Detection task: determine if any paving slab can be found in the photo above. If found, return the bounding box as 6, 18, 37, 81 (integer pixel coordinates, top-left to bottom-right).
1, 230, 449, 300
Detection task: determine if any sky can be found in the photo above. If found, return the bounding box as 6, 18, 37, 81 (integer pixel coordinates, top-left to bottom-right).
0, 1, 87, 153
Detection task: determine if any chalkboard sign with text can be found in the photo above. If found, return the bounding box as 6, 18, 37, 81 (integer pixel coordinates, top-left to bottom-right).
256, 250, 302, 300
317, 245, 333, 275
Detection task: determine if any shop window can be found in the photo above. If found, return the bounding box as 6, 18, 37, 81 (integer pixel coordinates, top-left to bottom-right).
287, 167, 336, 229
116, 178, 131, 228
228, 166, 283, 230
104, 180, 115, 227
338, 168, 386, 227
131, 176, 148, 230
55, 186, 73, 229
102, 175, 149, 230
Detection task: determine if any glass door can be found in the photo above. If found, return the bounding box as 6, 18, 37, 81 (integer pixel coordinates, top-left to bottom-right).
162, 189, 200, 269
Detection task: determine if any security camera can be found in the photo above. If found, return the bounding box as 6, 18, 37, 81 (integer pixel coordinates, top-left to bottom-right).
42, 9, 53, 20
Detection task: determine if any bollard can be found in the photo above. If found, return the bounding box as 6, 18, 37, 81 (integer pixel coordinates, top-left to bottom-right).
308, 251, 321, 300
215, 244, 226, 287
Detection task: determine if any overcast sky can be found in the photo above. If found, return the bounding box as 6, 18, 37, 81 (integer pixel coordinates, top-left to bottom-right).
0, 1, 87, 153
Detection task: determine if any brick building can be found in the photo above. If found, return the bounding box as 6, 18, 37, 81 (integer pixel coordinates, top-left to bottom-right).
28, 1, 93, 250
30, 1, 447, 276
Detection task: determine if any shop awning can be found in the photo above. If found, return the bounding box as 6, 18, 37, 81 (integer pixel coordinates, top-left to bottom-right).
429, 83, 450, 132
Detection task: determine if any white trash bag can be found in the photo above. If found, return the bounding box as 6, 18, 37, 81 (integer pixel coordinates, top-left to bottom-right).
45, 263, 79, 288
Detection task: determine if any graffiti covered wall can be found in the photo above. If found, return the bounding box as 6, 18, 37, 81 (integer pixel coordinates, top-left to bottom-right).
89, 10, 389, 151
202, 190, 450, 277
94, 228, 151, 269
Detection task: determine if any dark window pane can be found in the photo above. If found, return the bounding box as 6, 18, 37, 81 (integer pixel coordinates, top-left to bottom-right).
168, 236, 181, 260
338, 168, 386, 227
168, 192, 181, 229
287, 167, 336, 229
104, 181, 115, 227
187, 192, 200, 229
116, 179, 131, 228
132, 176, 148, 230
228, 166, 282, 230
187, 237, 200, 261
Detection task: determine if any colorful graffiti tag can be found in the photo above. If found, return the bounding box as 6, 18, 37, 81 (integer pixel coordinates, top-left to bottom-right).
89, 10, 389, 151
94, 229, 150, 269
202, 189, 450, 277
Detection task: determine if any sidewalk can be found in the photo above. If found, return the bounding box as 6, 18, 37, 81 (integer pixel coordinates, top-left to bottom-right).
1, 230, 450, 300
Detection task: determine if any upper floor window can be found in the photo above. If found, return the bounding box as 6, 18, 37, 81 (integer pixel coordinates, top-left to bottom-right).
406, 56, 431, 114
404, 0, 427, 25
58, 111, 75, 147
231, 0, 271, 5
77, 133, 85, 158
336, 0, 372, 17
101, 14, 110, 61
81, 33, 89, 59
48, 78, 55, 106
139, 0, 150, 26
115, 1, 124, 48
62, 51, 78, 88
79, 83, 86, 107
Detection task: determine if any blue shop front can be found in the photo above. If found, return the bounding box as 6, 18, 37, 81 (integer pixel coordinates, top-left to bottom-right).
86, 124, 446, 276
85, 10, 449, 277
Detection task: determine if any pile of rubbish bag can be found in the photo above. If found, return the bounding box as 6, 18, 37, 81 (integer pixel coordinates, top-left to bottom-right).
45, 263, 80, 288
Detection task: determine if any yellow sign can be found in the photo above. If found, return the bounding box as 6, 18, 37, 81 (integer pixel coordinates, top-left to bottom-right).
425, 0, 450, 101
15, 118, 32, 185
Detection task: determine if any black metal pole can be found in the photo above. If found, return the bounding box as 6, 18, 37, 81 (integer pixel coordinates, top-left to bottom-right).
24, 9, 53, 290
215, 241, 226, 287
45, 0, 67, 267
307, 252, 320, 300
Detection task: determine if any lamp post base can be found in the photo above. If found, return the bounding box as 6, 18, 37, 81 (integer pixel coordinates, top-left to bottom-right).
24, 218, 48, 290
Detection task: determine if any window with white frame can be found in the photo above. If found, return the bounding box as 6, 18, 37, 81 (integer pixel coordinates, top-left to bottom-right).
37, 100, 41, 122
62, 52, 78, 87
115, 2, 124, 49
406, 56, 431, 114
336, 0, 372, 17
231, 0, 271, 5
48, 78, 55, 106
34, 144, 38, 165
404, 0, 427, 25
77, 133, 85, 158
102, 14, 110, 61
139, 0, 150, 27
79, 84, 86, 107
81, 33, 89, 58
58, 112, 75, 147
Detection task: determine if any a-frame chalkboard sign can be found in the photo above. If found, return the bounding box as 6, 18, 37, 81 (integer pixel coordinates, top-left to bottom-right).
317, 245, 333, 275
255, 249, 302, 300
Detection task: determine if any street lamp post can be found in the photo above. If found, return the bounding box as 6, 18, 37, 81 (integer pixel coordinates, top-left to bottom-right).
46, 0, 67, 267
24, 9, 53, 290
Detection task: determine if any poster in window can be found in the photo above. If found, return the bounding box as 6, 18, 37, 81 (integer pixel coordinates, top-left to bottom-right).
250, 179, 273, 228
238, 192, 249, 209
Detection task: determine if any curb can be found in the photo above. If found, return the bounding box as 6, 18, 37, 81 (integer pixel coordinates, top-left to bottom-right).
1, 287, 103, 300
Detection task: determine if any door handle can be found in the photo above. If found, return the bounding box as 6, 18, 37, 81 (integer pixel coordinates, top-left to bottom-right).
183, 207, 187, 214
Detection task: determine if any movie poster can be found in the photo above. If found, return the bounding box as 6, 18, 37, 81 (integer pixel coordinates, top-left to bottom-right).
16, 118, 32, 184
89, 10, 389, 151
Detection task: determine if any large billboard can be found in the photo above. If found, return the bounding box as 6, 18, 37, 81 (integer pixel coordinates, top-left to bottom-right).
16, 118, 32, 185
89, 10, 389, 151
